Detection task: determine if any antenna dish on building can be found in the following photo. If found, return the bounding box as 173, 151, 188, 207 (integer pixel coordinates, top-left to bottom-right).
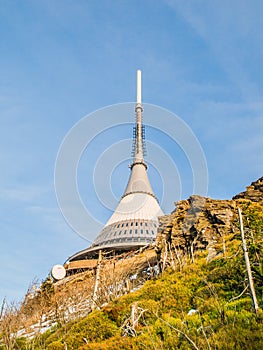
51, 264, 66, 280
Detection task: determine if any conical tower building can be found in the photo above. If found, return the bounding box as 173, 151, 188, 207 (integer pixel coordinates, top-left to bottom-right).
69, 71, 163, 261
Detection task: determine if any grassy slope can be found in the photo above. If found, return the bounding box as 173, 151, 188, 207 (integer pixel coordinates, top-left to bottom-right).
10, 202, 263, 349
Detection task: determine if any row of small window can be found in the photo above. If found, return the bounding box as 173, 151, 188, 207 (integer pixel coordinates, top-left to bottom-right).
115, 222, 157, 229
98, 221, 158, 242
113, 229, 155, 236
100, 237, 154, 245
98, 229, 156, 244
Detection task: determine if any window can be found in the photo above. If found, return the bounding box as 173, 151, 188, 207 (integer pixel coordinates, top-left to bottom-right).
141, 230, 143, 234
154, 223, 157, 227
121, 223, 124, 227
140, 222, 143, 226
152, 231, 155, 235
124, 230, 127, 235
119, 230, 122, 235
126, 223, 128, 227
130, 230, 132, 234
117, 224, 120, 228
145, 222, 148, 226
146, 230, 149, 234
135, 229, 138, 234
135, 222, 138, 226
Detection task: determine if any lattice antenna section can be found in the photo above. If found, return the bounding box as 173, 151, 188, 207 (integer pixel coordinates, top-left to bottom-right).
131, 124, 146, 158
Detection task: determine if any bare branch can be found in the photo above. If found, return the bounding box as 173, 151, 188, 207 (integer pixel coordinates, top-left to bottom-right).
227, 285, 249, 304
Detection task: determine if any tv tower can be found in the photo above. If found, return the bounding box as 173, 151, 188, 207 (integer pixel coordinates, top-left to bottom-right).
69, 70, 163, 261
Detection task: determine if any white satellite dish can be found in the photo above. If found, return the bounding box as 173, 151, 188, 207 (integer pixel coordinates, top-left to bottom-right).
51, 264, 66, 280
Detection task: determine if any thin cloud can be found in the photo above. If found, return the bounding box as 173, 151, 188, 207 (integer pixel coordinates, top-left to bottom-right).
0, 185, 49, 202
166, 0, 263, 101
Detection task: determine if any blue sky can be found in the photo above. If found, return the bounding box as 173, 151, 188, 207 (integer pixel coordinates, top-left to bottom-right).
1, 0, 262, 302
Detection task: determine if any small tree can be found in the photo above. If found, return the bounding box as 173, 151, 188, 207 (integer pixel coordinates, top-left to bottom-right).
0, 299, 21, 350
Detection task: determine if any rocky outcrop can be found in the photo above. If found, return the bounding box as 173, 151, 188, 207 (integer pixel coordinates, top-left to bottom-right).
156, 196, 237, 264
156, 176, 263, 267
233, 176, 263, 203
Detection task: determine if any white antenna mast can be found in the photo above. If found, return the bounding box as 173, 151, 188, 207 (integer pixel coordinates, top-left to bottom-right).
136, 69, 142, 104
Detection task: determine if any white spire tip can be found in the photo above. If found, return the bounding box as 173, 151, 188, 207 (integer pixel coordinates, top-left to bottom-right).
136, 70, 142, 104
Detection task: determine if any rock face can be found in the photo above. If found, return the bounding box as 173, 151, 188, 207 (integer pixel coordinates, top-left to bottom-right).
233, 176, 263, 203
156, 196, 237, 264
156, 176, 263, 267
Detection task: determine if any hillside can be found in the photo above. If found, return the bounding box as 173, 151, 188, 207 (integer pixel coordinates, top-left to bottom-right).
0, 177, 263, 349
